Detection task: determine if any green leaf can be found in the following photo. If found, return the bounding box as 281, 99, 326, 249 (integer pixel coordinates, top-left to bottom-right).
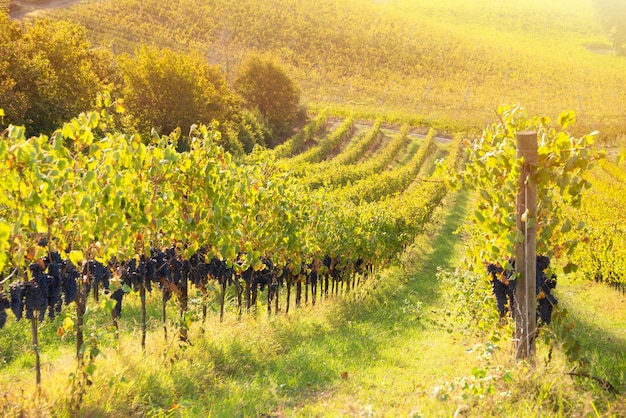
563, 262, 578, 274
63, 317, 75, 332
0, 222, 9, 242
618, 149, 626, 167
90, 347, 101, 358
84, 171, 96, 184
558, 110, 576, 130
560, 219, 572, 233
103, 299, 117, 314
85, 363, 97, 376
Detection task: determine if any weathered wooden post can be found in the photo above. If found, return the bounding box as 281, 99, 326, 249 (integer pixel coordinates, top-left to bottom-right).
515, 130, 538, 361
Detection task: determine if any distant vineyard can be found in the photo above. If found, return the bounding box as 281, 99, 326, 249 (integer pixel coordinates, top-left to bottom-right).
47, 0, 626, 138
566, 157, 626, 290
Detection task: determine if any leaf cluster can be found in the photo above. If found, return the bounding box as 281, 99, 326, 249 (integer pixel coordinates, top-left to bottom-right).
457, 104, 599, 272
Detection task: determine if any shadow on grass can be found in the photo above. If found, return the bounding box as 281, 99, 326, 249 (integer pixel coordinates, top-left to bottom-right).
572, 319, 626, 393
557, 302, 626, 394
199, 190, 471, 415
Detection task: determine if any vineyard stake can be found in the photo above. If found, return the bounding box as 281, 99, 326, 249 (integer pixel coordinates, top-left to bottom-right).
515, 130, 538, 361
140, 282, 146, 351
30, 315, 41, 386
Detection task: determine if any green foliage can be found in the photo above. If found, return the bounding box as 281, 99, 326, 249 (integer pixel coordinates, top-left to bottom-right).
268, 109, 329, 159
234, 54, 301, 141
120, 46, 239, 140
565, 161, 626, 288
436, 268, 503, 339
233, 109, 271, 153
218, 120, 246, 156
457, 105, 598, 271
0, 16, 103, 135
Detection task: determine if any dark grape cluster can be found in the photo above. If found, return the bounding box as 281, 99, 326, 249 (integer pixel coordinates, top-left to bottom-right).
60, 258, 79, 304
0, 292, 10, 329
487, 261, 516, 318
486, 255, 558, 324
0, 244, 375, 330
120, 256, 152, 292
110, 288, 125, 318
47, 262, 63, 318
255, 257, 277, 291
83, 260, 111, 294
8, 263, 52, 322
28, 263, 53, 321
536, 255, 558, 324
188, 250, 209, 289
9, 282, 26, 321
1, 252, 80, 325
208, 256, 234, 285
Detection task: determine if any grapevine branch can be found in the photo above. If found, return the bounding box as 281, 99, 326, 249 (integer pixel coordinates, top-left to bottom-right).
567, 371, 620, 395
0, 267, 19, 286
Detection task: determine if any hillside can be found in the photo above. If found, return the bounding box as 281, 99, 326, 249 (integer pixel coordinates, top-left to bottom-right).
40, 0, 626, 138
1, 1, 625, 416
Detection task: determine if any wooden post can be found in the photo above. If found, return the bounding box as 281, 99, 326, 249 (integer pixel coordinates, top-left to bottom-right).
140, 282, 146, 351
515, 131, 538, 361
31, 315, 41, 386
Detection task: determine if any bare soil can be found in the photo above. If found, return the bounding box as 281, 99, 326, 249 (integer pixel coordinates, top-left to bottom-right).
9, 0, 84, 19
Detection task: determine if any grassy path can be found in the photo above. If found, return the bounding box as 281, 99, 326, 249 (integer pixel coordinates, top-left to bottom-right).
273, 189, 476, 417
556, 277, 626, 395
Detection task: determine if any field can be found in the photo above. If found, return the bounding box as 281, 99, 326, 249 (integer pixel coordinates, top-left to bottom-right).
45, 0, 626, 138
1, 0, 626, 416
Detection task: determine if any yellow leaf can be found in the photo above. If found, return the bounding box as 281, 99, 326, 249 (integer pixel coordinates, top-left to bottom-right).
63, 317, 75, 333
69, 250, 84, 266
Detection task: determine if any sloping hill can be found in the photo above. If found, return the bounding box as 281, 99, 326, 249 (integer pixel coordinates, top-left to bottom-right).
43, 0, 626, 137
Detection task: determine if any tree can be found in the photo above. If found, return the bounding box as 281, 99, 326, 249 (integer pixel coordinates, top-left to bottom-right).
0, 17, 103, 135
234, 54, 301, 143
120, 46, 239, 140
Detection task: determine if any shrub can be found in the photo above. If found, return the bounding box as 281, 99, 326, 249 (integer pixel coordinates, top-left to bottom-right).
234, 54, 300, 141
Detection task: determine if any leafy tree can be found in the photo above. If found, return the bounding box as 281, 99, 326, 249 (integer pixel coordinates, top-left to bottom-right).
594, 0, 626, 55
234, 54, 301, 144
0, 17, 103, 135
0, 14, 25, 129
119, 46, 239, 140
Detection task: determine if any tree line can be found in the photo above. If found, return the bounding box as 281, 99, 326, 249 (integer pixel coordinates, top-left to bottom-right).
0, 12, 302, 154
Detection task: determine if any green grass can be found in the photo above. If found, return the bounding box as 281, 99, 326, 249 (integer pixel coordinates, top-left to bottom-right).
1, 190, 625, 417
556, 276, 626, 395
